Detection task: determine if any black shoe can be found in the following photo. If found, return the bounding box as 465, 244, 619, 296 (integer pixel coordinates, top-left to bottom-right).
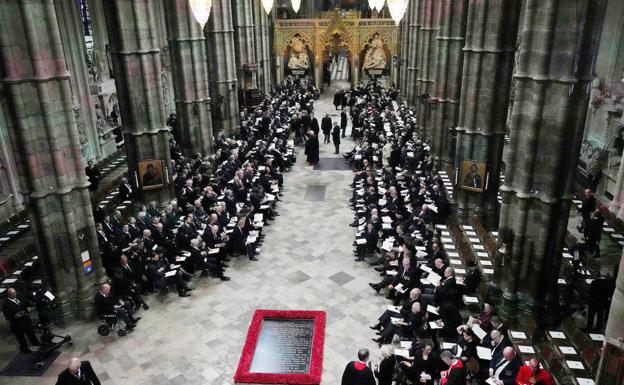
369, 324, 381, 330
369, 283, 381, 293
186, 286, 195, 291
223, 257, 232, 262
375, 266, 385, 272
179, 292, 191, 297
220, 276, 231, 281
132, 317, 141, 323
249, 257, 259, 261
126, 323, 137, 329
221, 263, 230, 268
142, 304, 150, 310
200, 270, 210, 277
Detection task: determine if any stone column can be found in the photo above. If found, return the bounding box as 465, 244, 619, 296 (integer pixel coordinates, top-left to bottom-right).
0, 0, 105, 322
54, 0, 101, 162
595, 250, 624, 384
253, 0, 272, 94
102, 0, 174, 203
398, 14, 409, 97
453, 0, 520, 227
429, 0, 466, 169
406, 0, 420, 106
494, 0, 605, 325
164, 0, 214, 158
415, 0, 439, 138
206, 0, 240, 133
232, 0, 258, 91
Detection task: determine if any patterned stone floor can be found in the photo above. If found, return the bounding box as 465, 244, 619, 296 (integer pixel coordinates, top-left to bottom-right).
0, 85, 388, 385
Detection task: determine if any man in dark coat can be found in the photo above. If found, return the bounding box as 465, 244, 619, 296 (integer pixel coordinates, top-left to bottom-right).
341, 349, 376, 385
583, 274, 615, 332
333, 90, 342, 110
578, 188, 596, 232
305, 130, 319, 165
2, 288, 41, 353
56, 358, 101, 385
321, 114, 332, 143
85, 161, 101, 192
332, 123, 341, 154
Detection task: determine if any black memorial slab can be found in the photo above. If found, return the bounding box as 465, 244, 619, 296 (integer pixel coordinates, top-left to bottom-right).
249, 318, 315, 374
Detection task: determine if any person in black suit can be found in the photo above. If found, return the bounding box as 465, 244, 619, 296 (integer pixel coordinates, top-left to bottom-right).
117, 177, 134, 201
2, 288, 41, 353
56, 357, 101, 385
332, 123, 341, 154
94, 284, 138, 329
489, 347, 521, 385
354, 222, 378, 262
583, 274, 615, 332
321, 114, 332, 143
369, 253, 416, 297
488, 330, 510, 375
85, 161, 101, 192
578, 188, 596, 232
228, 217, 258, 261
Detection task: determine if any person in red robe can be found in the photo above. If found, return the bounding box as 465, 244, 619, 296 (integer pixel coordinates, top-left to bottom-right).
440, 350, 466, 385
516, 358, 554, 385
341, 348, 376, 385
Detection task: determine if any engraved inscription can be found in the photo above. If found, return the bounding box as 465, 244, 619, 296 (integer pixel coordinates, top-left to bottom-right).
249, 318, 315, 374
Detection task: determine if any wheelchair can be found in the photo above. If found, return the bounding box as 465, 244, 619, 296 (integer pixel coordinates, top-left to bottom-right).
97, 313, 128, 337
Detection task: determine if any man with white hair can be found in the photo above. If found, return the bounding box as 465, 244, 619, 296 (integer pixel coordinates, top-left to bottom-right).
56, 357, 100, 385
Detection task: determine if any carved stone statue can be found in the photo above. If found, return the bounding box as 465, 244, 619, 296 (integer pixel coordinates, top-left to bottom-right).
362, 33, 387, 70
287, 34, 309, 70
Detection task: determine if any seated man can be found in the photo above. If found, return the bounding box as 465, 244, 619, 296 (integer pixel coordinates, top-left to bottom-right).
188, 238, 230, 281
228, 217, 259, 261
145, 252, 192, 297
516, 357, 554, 385
373, 302, 424, 345
490, 347, 521, 385
94, 283, 139, 330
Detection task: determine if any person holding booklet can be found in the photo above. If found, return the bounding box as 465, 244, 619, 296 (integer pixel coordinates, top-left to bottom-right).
373, 302, 424, 345
399, 339, 441, 385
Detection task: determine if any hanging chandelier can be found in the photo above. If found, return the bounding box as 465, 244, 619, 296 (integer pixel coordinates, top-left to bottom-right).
261, 0, 274, 15
387, 0, 408, 25
189, 0, 212, 30
291, 0, 301, 13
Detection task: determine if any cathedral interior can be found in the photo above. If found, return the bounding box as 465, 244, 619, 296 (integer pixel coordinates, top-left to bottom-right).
0, 0, 623, 384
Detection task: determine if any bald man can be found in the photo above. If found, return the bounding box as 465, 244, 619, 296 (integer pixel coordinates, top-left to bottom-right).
489, 347, 521, 385
1, 287, 41, 353
56, 357, 100, 385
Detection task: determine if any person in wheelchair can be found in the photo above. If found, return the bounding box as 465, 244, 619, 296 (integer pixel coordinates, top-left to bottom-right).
94, 283, 139, 332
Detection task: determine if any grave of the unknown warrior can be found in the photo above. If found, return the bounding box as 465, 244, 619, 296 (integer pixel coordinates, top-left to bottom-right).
234, 310, 326, 384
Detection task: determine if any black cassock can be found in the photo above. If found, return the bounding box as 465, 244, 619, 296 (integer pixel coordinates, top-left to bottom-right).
305, 132, 319, 164
341, 361, 376, 385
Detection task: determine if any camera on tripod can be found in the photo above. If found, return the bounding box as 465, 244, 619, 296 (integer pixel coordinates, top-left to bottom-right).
25, 287, 72, 369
